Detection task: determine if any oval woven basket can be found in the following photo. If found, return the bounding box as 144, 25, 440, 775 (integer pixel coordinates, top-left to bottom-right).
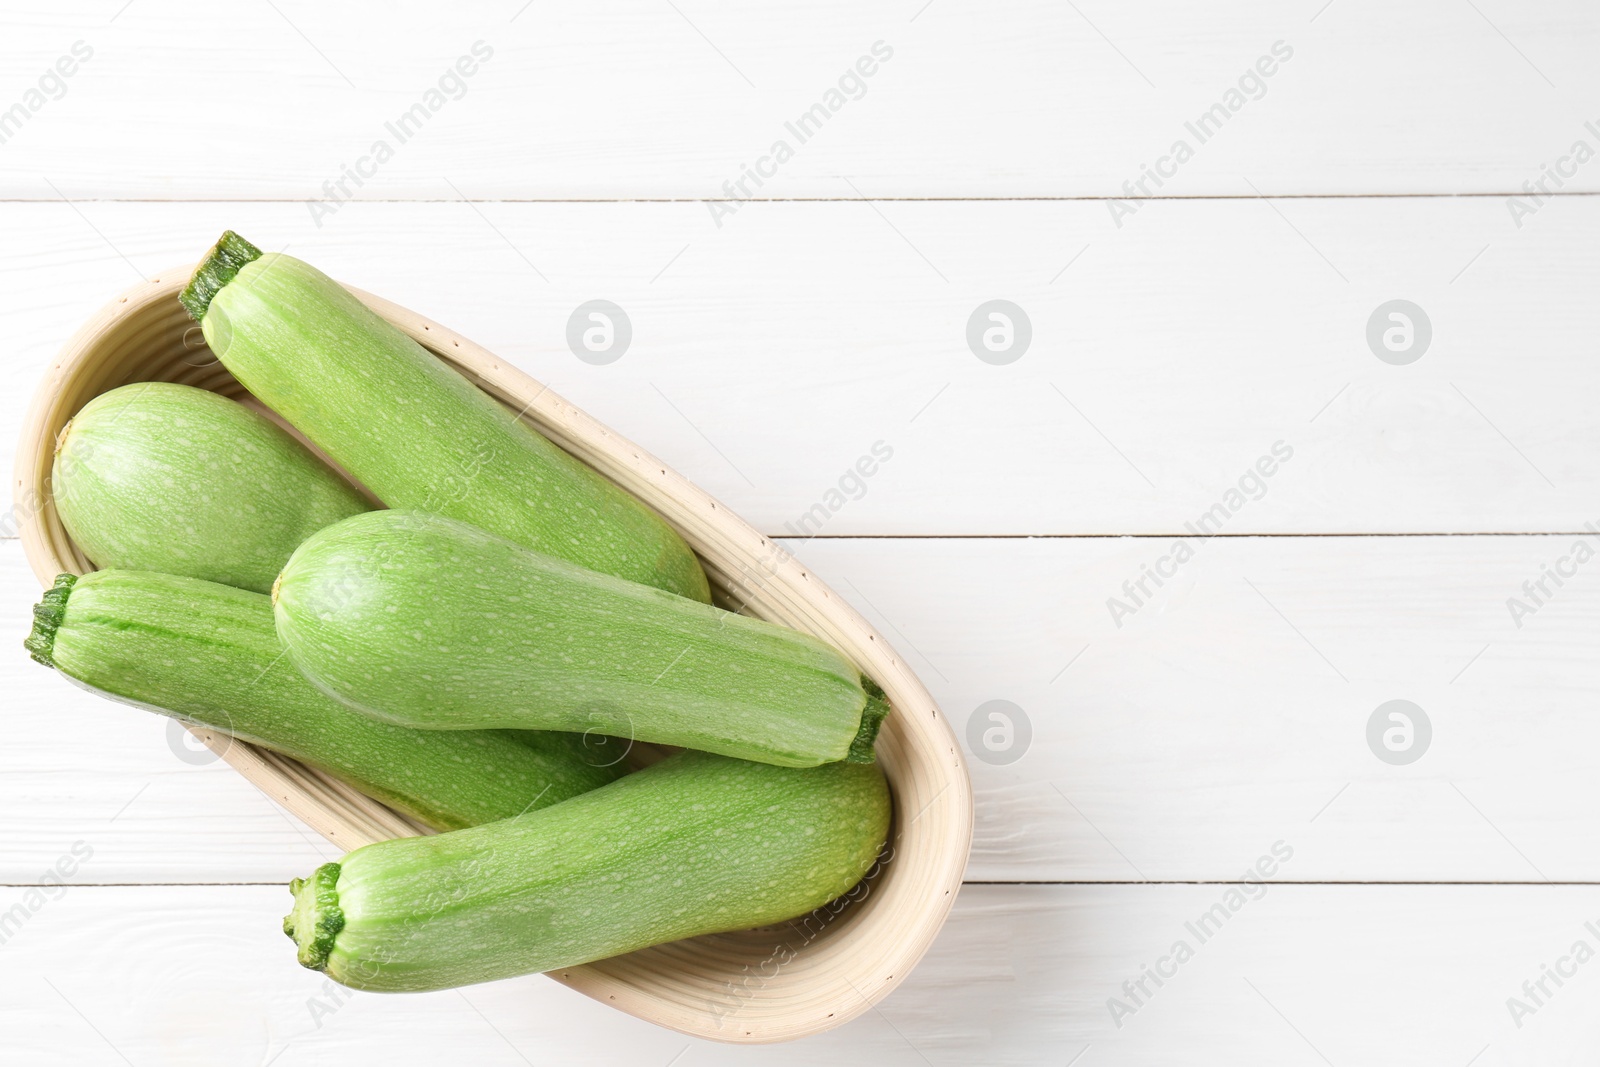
13, 268, 974, 1043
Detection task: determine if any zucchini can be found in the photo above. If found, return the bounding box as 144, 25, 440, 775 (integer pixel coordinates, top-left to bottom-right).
284, 750, 890, 991
181, 231, 711, 603
25, 570, 625, 831
273, 511, 887, 768
53, 382, 369, 595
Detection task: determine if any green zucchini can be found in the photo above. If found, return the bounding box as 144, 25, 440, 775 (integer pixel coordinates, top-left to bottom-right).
285, 750, 890, 991
53, 382, 369, 595
25, 570, 625, 831
181, 231, 710, 603
273, 511, 887, 768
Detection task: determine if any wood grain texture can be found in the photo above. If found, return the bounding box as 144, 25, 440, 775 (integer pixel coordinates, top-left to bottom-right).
2, 1, 1598, 199
8, 528, 1600, 884
4, 198, 1599, 538
1, 883, 1595, 1065
6, 1, 1599, 1056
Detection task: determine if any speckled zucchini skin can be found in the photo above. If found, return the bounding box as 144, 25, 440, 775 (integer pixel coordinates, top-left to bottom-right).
286, 750, 890, 991
274, 511, 887, 768
186, 233, 710, 602
26, 569, 625, 831
53, 382, 369, 595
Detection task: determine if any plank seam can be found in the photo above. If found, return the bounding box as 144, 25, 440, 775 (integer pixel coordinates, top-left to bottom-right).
3, 192, 1600, 204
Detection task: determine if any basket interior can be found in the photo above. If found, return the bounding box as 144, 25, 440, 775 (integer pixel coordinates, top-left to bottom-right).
18, 277, 962, 1042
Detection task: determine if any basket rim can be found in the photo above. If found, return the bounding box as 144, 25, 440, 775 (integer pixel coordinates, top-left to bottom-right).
12, 266, 975, 1044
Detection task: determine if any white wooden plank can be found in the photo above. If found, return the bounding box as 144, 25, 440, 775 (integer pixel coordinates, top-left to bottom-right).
0, 882, 1595, 1065
9, 530, 1600, 884
2, 0, 1598, 199
5, 197, 1599, 537
790, 533, 1600, 884
9, 5, 1592, 1065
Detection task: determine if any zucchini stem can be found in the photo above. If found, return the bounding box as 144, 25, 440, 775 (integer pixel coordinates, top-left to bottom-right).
285, 861, 345, 971
847, 676, 890, 764
180, 230, 262, 321
25, 573, 77, 668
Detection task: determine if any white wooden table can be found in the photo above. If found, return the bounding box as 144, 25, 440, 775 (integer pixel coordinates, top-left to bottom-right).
4, 2, 1598, 1062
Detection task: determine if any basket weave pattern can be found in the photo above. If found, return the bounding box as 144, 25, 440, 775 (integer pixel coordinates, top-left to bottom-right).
13, 270, 973, 1043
